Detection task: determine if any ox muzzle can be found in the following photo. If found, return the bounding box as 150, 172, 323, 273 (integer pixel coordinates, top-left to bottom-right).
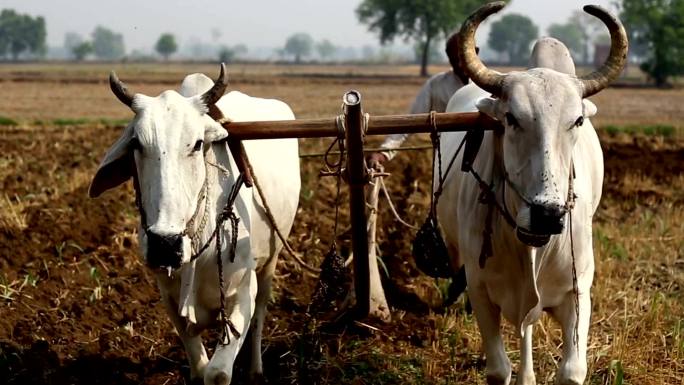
145, 230, 184, 269
516, 202, 567, 247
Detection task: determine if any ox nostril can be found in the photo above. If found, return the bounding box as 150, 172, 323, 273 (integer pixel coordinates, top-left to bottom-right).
529, 204, 567, 235
145, 231, 183, 268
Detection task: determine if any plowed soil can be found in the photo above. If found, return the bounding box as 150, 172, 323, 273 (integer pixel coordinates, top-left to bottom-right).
1, 64, 682, 385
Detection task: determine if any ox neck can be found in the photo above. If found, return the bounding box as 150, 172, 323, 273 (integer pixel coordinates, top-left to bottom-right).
187, 142, 243, 261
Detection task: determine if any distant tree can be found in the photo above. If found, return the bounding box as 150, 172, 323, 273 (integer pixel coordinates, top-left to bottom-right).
316, 39, 337, 61
91, 26, 125, 60
413, 39, 443, 65
217, 44, 247, 63
284, 33, 313, 63
547, 22, 583, 60
488, 13, 538, 65
64, 32, 83, 56
155, 33, 178, 60
0, 9, 46, 60
356, 0, 486, 76
622, 0, 684, 87
569, 10, 604, 65
218, 46, 235, 63
72, 41, 93, 61
233, 44, 248, 59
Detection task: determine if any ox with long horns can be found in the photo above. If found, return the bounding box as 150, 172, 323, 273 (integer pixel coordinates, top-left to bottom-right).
90, 65, 301, 385
436, 2, 627, 384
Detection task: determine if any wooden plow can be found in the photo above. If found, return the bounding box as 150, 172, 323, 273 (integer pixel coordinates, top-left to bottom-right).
223, 90, 501, 320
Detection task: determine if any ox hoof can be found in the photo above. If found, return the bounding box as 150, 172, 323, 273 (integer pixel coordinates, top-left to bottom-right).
556, 360, 586, 385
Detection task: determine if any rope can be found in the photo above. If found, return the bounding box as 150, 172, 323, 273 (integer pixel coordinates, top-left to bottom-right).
566, 162, 579, 353
216, 175, 243, 345
429, 111, 441, 217
377, 175, 419, 230
245, 156, 321, 275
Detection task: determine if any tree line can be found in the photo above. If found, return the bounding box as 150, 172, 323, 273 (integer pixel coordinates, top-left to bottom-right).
2, 1, 683, 87
355, 0, 684, 86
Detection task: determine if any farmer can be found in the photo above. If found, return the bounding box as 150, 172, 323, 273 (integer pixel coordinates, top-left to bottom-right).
367, 32, 478, 169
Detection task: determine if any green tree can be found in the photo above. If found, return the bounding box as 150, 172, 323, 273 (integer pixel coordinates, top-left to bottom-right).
622, 0, 684, 87
64, 32, 83, 56
155, 33, 178, 60
569, 10, 603, 65
284, 33, 313, 63
413, 38, 442, 65
91, 26, 125, 60
316, 39, 337, 61
547, 22, 583, 60
72, 41, 93, 61
356, 0, 485, 76
218, 46, 235, 63
0, 9, 46, 60
488, 13, 539, 65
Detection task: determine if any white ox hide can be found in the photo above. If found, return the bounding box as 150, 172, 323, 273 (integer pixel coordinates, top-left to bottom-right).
435, 3, 627, 385
89, 66, 300, 385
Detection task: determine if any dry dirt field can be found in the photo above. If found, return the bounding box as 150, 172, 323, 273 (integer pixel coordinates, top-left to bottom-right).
0, 63, 683, 385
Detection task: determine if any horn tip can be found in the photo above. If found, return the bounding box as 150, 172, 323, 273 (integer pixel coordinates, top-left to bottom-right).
216, 62, 227, 85
583, 4, 600, 12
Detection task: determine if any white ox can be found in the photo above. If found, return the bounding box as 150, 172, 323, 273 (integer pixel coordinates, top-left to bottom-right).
89, 66, 300, 385
436, 3, 627, 385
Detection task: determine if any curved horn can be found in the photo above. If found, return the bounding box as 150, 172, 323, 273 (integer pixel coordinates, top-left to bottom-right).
458, 1, 506, 96
201, 63, 228, 106
578, 5, 628, 98
109, 71, 135, 107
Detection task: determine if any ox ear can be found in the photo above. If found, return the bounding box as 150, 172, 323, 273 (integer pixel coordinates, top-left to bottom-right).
205, 120, 229, 143
475, 97, 502, 119
89, 124, 134, 198
582, 99, 597, 118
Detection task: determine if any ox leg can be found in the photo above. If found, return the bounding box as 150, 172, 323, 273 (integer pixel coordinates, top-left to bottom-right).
470, 286, 511, 385
517, 324, 536, 385
248, 252, 278, 382
551, 291, 590, 385
158, 285, 209, 382
204, 269, 258, 385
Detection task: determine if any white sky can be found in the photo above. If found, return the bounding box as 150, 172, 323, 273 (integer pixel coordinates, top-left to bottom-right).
3, 0, 617, 51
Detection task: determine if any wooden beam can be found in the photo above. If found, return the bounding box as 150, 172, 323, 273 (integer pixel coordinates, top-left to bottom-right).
343, 90, 371, 317
224, 111, 501, 140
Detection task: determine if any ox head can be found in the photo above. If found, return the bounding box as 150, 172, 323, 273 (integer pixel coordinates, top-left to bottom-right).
89, 65, 229, 270
458, 2, 627, 246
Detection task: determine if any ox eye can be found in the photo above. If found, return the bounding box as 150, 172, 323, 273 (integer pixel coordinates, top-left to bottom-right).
505, 112, 519, 128
574, 116, 584, 128
192, 140, 204, 152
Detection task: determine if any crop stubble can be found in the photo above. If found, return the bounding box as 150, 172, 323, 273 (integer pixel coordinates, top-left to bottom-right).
0, 64, 682, 384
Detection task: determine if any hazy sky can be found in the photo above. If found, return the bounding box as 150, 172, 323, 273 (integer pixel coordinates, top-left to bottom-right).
4, 0, 617, 51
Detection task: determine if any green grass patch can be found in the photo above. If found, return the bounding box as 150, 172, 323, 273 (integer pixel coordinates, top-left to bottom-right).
602, 124, 676, 137
0, 116, 18, 126
52, 118, 89, 126
49, 118, 128, 127
98, 118, 130, 126
340, 350, 426, 384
